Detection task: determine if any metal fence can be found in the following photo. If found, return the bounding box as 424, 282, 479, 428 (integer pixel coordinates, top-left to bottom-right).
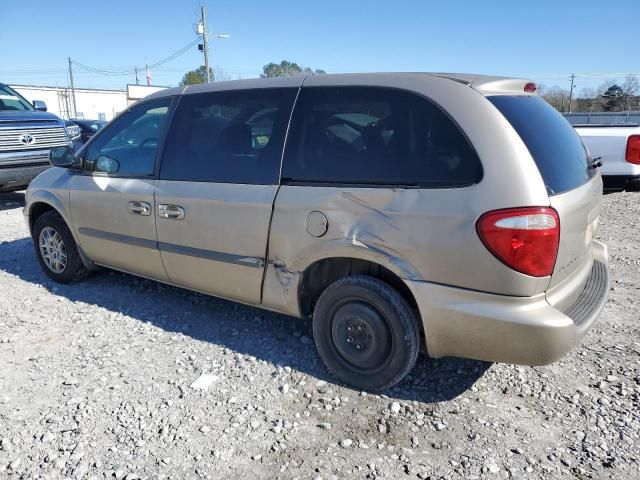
563, 112, 640, 126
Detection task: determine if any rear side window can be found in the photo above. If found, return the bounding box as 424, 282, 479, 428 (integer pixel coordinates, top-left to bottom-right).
489, 95, 595, 195
282, 87, 481, 186
160, 88, 297, 184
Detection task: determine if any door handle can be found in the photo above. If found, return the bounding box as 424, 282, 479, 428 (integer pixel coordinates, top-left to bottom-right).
128, 201, 151, 216
158, 204, 185, 220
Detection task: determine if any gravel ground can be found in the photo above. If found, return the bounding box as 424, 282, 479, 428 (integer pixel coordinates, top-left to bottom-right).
0, 190, 638, 480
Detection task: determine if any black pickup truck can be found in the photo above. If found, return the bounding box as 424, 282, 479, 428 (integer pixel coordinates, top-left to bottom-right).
0, 83, 74, 193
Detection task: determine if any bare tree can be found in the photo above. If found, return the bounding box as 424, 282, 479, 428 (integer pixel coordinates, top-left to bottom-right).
536, 83, 547, 97
212, 67, 233, 82
579, 87, 596, 98
539, 77, 640, 113
577, 88, 598, 112
621, 75, 640, 111
540, 85, 570, 112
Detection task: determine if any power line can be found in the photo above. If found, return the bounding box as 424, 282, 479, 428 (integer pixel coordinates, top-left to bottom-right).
68, 37, 201, 78
71, 61, 134, 76
147, 38, 201, 69
5, 67, 639, 79
0, 68, 69, 74
532, 72, 640, 77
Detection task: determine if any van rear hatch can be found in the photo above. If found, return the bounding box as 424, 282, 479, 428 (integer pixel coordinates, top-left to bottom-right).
488, 95, 602, 296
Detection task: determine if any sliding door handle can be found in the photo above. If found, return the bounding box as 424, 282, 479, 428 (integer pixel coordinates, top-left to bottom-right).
128, 201, 151, 216
158, 204, 185, 220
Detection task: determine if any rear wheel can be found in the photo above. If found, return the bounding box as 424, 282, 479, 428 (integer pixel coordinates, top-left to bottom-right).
33, 211, 88, 283
312, 275, 419, 391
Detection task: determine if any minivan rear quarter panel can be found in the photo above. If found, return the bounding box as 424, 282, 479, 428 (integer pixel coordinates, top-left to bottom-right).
264, 74, 555, 317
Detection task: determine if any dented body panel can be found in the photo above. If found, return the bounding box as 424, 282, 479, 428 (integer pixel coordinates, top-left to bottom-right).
263, 184, 552, 319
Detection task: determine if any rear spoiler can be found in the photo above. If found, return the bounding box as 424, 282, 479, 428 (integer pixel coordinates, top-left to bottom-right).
470, 78, 538, 96
430, 73, 538, 96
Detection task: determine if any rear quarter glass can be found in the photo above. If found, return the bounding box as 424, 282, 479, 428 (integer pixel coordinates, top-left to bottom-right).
488, 95, 595, 195
282, 86, 482, 187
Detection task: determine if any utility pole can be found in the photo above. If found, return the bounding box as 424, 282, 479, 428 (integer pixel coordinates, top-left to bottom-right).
68, 57, 77, 118
568, 73, 576, 113
200, 4, 211, 83
135, 67, 139, 85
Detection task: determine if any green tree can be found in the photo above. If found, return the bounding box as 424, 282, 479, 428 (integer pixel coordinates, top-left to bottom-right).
261, 60, 326, 78
602, 84, 624, 111
180, 65, 214, 85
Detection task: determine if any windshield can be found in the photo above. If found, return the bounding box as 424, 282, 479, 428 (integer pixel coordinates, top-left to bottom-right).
489, 95, 595, 195
0, 85, 34, 112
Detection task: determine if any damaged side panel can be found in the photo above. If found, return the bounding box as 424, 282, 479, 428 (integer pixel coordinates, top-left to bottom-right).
262, 184, 551, 318
262, 262, 301, 317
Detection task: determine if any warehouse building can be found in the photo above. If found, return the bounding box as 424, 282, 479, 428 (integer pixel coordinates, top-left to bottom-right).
10, 84, 168, 121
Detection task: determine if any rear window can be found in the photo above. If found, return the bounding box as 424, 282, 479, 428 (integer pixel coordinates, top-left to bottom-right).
489, 95, 594, 195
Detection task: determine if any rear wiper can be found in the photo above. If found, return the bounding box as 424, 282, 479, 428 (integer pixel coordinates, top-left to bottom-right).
590, 156, 603, 169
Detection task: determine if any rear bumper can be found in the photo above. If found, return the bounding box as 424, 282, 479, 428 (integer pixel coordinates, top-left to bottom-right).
407, 240, 609, 365
602, 174, 640, 192
0, 150, 51, 191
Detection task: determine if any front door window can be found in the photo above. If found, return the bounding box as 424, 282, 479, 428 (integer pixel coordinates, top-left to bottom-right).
84, 97, 172, 176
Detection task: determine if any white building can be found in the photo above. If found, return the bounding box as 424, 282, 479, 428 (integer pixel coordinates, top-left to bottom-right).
10, 84, 168, 121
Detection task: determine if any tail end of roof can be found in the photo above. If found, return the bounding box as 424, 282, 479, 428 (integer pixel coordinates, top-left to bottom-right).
431, 73, 538, 95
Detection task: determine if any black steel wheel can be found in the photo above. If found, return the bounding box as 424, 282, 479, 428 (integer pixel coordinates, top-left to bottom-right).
313, 275, 419, 391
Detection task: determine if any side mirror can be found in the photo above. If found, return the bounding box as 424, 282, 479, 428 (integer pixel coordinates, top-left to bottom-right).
96, 155, 120, 174
33, 100, 47, 112
49, 146, 75, 168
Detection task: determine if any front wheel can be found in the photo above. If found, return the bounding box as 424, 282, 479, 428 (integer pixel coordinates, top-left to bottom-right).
33, 211, 88, 283
312, 276, 419, 392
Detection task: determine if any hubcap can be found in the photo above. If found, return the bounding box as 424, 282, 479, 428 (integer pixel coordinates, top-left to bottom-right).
39, 226, 67, 273
331, 301, 392, 373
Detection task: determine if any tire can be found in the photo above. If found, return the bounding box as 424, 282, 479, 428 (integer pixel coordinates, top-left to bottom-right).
312, 275, 419, 392
33, 210, 89, 283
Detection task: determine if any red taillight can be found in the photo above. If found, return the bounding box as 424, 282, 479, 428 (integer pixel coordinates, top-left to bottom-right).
524, 82, 537, 93
626, 135, 640, 165
477, 207, 560, 277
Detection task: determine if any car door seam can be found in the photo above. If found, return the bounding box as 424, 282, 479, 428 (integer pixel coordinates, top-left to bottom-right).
259, 84, 304, 303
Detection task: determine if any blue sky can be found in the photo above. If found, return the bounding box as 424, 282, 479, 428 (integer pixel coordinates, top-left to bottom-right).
1, 0, 638, 92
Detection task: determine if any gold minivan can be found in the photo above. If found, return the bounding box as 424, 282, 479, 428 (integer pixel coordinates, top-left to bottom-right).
25, 73, 609, 391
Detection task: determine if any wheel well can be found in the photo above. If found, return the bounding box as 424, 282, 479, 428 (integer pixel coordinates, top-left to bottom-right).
299, 257, 420, 320
29, 202, 56, 233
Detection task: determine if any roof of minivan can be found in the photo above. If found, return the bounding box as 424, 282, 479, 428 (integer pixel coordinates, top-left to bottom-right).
145, 72, 534, 100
